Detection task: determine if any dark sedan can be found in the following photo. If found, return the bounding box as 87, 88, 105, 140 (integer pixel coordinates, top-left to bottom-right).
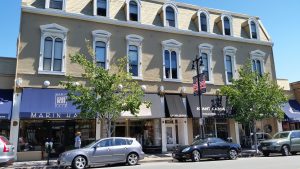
172, 137, 241, 162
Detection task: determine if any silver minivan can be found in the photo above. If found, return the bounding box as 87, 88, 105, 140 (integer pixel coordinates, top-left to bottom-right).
58, 137, 144, 169
0, 136, 15, 165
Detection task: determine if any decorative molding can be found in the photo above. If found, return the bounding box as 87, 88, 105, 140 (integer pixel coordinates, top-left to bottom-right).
22, 7, 273, 46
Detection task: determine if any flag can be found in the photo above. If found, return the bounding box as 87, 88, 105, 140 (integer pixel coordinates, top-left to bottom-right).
193, 74, 206, 94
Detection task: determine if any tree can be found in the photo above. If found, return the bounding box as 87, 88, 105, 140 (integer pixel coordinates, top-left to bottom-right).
61, 45, 150, 137
221, 62, 287, 153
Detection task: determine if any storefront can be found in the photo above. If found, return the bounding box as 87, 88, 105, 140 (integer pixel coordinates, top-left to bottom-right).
115, 94, 164, 153
186, 94, 232, 141
282, 100, 300, 131
0, 89, 13, 138
17, 88, 96, 160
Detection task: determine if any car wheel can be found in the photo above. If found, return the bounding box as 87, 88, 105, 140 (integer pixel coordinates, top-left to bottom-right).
192, 150, 201, 162
281, 145, 290, 156
291, 152, 297, 155
262, 152, 270, 157
72, 156, 87, 169
127, 153, 139, 166
228, 149, 238, 160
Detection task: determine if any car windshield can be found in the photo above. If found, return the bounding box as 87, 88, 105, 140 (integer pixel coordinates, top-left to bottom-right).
192, 139, 207, 145
273, 132, 290, 139
83, 140, 98, 148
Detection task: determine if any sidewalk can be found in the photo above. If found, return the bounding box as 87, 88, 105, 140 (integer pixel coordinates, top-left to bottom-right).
3, 150, 260, 169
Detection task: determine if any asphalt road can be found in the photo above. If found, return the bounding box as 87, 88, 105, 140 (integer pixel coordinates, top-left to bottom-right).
95, 156, 300, 169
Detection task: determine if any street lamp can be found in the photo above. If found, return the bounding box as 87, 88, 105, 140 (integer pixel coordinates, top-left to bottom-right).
192, 55, 205, 139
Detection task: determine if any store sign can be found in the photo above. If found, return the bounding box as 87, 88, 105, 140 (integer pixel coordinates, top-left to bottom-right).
30, 112, 78, 119
55, 93, 68, 108
169, 114, 187, 118
196, 106, 226, 111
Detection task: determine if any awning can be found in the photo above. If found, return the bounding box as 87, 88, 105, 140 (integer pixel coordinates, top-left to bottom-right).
186, 94, 227, 118
165, 95, 188, 118
20, 88, 80, 119
0, 89, 13, 120
282, 100, 300, 122
121, 94, 164, 119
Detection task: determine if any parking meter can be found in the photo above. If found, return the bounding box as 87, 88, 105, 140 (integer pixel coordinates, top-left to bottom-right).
45, 139, 53, 165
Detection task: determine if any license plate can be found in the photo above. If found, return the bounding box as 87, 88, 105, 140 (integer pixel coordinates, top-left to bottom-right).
262, 147, 267, 150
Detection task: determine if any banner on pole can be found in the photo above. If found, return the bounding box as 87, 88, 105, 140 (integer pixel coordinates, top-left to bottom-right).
193, 73, 206, 95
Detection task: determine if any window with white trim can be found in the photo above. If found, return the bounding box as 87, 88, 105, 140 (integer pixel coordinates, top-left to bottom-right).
223, 46, 237, 84
197, 10, 210, 32
92, 30, 111, 69
45, 0, 65, 10
39, 24, 68, 75
162, 3, 178, 28
221, 14, 233, 36
248, 18, 260, 40
162, 39, 182, 81
126, 0, 141, 22
94, 0, 109, 17
126, 34, 143, 79
198, 43, 213, 83
250, 50, 266, 76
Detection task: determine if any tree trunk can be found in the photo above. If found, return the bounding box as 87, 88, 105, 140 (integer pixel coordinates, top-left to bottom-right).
252, 120, 258, 155
106, 118, 112, 138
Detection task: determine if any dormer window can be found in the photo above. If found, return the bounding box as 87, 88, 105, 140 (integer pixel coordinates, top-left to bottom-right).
197, 10, 210, 32
221, 14, 233, 36
126, 0, 141, 22
162, 3, 178, 28
250, 21, 257, 39
94, 0, 109, 17
247, 18, 260, 40
45, 0, 65, 10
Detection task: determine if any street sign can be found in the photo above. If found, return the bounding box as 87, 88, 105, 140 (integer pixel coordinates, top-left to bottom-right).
193, 73, 206, 95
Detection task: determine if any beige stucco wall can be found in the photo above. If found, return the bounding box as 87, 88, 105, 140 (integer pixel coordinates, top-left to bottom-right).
22, 0, 270, 41
0, 57, 16, 89
17, 12, 276, 94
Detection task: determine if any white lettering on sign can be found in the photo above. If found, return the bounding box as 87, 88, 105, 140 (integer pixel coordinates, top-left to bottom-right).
197, 107, 225, 111
30, 112, 77, 118
55, 93, 68, 108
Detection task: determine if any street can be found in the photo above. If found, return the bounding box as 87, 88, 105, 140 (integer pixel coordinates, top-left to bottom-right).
99, 156, 300, 169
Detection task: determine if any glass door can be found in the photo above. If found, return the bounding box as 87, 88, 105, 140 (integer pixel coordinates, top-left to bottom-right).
165, 124, 176, 146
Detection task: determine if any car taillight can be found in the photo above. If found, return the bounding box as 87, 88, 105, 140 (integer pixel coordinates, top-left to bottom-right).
3, 144, 10, 152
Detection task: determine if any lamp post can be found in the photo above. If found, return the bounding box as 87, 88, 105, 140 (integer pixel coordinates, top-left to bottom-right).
192, 55, 205, 139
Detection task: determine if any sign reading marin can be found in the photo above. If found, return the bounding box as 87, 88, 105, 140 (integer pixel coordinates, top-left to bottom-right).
20, 88, 80, 119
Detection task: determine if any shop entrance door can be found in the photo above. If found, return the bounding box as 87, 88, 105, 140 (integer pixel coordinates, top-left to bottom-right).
165, 124, 176, 146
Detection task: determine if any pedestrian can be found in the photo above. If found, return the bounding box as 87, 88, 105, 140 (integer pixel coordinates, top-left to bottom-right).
74, 132, 81, 149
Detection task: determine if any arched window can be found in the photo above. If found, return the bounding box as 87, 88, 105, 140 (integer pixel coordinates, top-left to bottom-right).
39, 23, 68, 74
200, 13, 208, 32
251, 21, 257, 39
128, 45, 139, 76
95, 41, 106, 68
49, 0, 63, 9
223, 16, 231, 36
97, 0, 107, 16
166, 6, 175, 27
129, 1, 138, 21
250, 50, 266, 76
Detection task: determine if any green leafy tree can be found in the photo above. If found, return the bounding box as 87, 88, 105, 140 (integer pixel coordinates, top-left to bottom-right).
61, 45, 150, 137
221, 62, 287, 152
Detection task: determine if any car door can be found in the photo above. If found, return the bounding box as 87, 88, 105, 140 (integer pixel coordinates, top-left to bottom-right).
90, 138, 114, 164
110, 138, 129, 162
215, 138, 230, 156
202, 138, 219, 157
290, 131, 300, 151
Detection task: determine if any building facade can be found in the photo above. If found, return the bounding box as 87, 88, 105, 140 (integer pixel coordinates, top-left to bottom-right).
11, 0, 278, 160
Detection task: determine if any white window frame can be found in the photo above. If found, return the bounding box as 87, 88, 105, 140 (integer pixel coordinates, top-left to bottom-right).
162, 39, 182, 82
92, 30, 112, 70
126, 34, 143, 79
223, 46, 237, 85
197, 9, 210, 33
221, 14, 233, 36
162, 2, 179, 28
198, 43, 214, 84
93, 0, 110, 17
125, 0, 141, 22
248, 18, 260, 40
250, 50, 266, 75
39, 23, 68, 75
45, 0, 66, 11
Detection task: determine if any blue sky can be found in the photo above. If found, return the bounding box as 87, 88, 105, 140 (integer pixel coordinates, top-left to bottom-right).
0, 0, 299, 82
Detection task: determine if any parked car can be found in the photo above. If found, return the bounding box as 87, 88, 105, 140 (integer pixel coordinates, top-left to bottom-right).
57, 137, 144, 169
0, 135, 15, 166
172, 137, 241, 162
259, 130, 300, 156
250, 132, 272, 149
